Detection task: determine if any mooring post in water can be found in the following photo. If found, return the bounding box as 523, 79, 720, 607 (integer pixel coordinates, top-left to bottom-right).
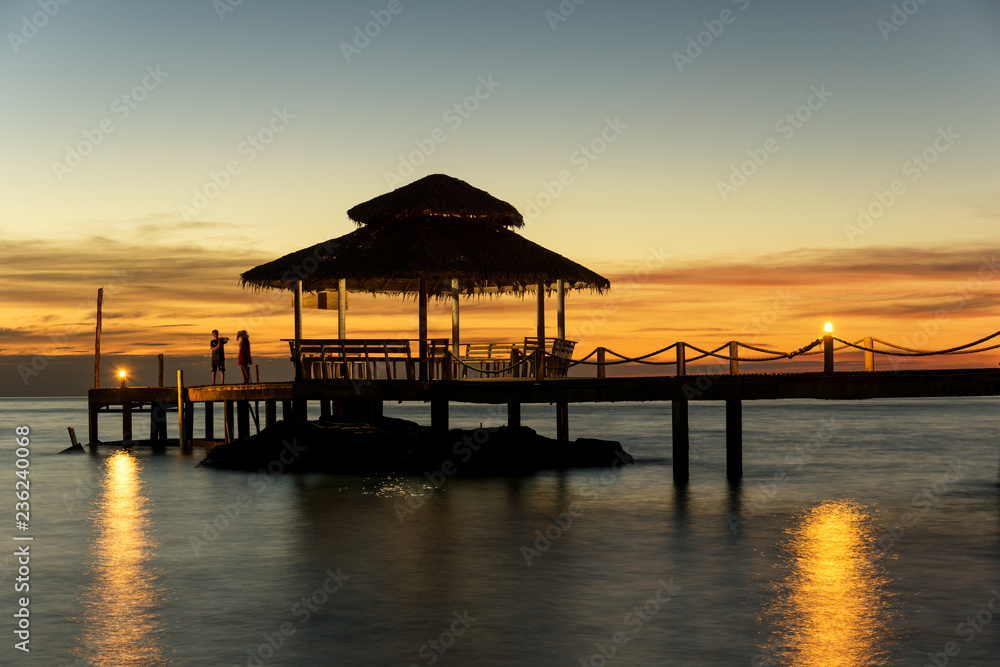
177, 371, 188, 450
556, 402, 569, 441
672, 399, 689, 484
508, 402, 521, 429
726, 399, 743, 482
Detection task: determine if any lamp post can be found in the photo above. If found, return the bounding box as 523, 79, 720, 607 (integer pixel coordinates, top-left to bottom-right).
823, 323, 834, 374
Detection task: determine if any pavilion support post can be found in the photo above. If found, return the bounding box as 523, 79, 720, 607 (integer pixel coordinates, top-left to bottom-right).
726, 399, 743, 482
265, 400, 276, 428
864, 336, 875, 372
556, 402, 569, 441
338, 278, 347, 339
431, 399, 449, 433
294, 280, 303, 342
508, 402, 521, 430
237, 401, 250, 439
556, 279, 565, 340
451, 278, 460, 357
94, 288, 103, 389
671, 399, 689, 485
205, 402, 215, 439
418, 277, 428, 381
536, 281, 545, 345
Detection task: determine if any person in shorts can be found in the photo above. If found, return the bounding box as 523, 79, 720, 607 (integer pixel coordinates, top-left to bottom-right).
210, 329, 229, 384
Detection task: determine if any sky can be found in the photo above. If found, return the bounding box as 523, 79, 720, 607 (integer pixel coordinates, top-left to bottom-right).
1, 0, 999, 395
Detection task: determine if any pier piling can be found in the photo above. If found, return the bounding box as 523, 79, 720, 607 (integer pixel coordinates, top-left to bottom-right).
671, 399, 689, 484
726, 399, 743, 482
556, 402, 569, 441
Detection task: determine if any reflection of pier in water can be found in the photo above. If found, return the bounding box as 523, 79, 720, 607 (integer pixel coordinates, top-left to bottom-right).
77, 451, 167, 666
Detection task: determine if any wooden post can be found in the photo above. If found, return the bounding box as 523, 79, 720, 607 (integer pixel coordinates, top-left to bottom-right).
177, 370, 187, 450
121, 387, 132, 447
536, 281, 545, 345
150, 400, 167, 442
508, 402, 521, 430
184, 402, 194, 445
418, 277, 428, 381
94, 288, 103, 389
431, 398, 448, 433
338, 278, 347, 339
534, 349, 544, 382
597, 347, 606, 379
442, 350, 453, 381
88, 398, 99, 444
729, 341, 739, 375
451, 278, 460, 357
157, 353, 164, 387
67, 427, 80, 447
824, 333, 834, 374
556, 402, 569, 441
237, 401, 250, 439
556, 279, 565, 340
204, 401, 214, 440
676, 343, 686, 376
281, 399, 292, 420
265, 400, 276, 427
726, 399, 742, 482
224, 400, 234, 443
671, 399, 689, 484
294, 280, 303, 341
320, 399, 331, 419
864, 336, 875, 372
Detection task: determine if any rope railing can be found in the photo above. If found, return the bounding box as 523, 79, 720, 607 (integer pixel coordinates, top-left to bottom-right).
460, 329, 1000, 380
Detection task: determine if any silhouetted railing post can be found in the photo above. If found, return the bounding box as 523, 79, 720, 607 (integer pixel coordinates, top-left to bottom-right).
864, 337, 875, 372
676, 343, 686, 377
729, 341, 739, 375
597, 347, 606, 379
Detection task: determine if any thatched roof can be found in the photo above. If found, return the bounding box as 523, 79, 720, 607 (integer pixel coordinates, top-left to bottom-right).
347, 174, 524, 229
239, 220, 609, 296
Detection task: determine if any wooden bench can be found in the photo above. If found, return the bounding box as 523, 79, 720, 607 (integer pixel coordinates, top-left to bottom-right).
524, 337, 577, 378
458, 342, 524, 377
287, 339, 415, 380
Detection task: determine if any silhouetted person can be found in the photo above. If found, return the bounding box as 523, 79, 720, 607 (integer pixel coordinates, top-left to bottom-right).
237, 330, 252, 383
210, 329, 229, 384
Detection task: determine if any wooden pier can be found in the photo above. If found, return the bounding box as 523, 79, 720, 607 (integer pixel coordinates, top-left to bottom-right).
86, 365, 1000, 483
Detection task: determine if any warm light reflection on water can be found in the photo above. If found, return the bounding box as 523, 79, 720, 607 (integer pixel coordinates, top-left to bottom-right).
758, 500, 892, 667
78, 451, 167, 666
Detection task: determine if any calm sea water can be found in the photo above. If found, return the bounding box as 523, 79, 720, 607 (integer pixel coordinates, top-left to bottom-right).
1, 396, 998, 666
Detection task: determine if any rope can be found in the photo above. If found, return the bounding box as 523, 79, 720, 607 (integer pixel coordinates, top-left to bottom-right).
835, 332, 1000, 357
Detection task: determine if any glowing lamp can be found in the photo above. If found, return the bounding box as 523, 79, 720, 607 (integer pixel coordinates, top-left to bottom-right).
824, 322, 833, 334
118, 369, 126, 388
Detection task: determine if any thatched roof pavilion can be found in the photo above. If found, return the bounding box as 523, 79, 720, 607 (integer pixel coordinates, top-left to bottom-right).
240, 174, 610, 378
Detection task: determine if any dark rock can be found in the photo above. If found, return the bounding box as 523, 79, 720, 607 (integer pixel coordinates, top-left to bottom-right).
198, 417, 633, 475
